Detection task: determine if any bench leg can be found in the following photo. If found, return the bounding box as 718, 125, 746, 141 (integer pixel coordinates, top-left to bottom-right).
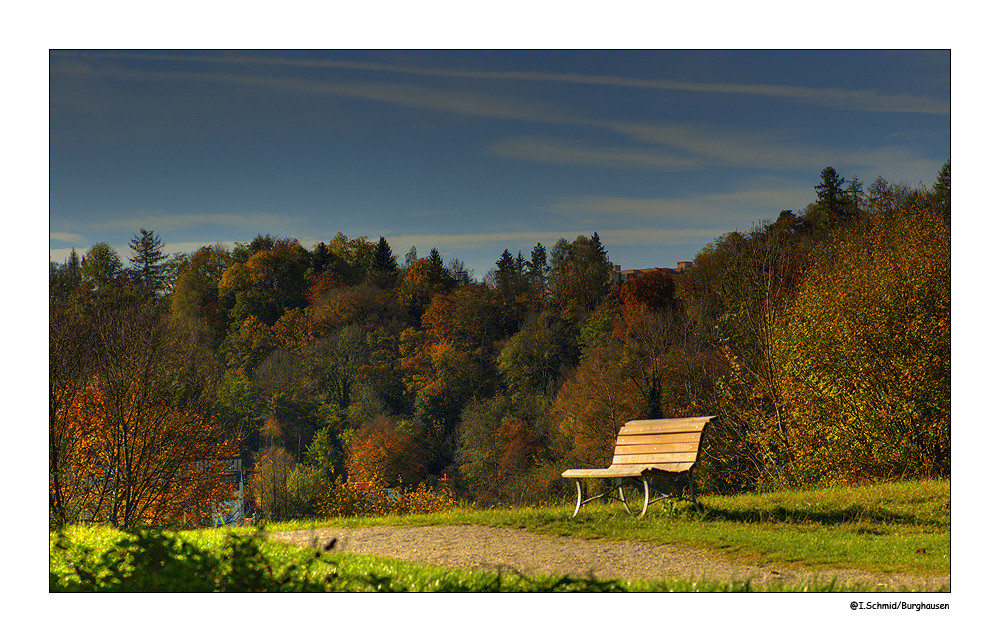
688, 474, 701, 511
572, 479, 584, 517
618, 482, 631, 515
638, 477, 651, 518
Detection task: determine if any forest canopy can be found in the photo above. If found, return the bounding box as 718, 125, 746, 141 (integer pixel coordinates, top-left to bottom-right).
49, 163, 951, 525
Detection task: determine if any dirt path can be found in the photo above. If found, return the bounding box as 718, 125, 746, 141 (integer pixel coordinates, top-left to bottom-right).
266, 524, 949, 591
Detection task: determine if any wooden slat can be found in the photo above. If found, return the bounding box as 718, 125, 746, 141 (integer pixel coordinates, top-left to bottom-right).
624, 415, 714, 426
614, 442, 698, 456
562, 462, 694, 478
618, 417, 713, 435
612, 452, 697, 465
562, 467, 643, 478
616, 433, 700, 446
618, 423, 703, 435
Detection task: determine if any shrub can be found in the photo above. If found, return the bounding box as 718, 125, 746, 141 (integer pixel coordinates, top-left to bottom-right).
315, 472, 455, 518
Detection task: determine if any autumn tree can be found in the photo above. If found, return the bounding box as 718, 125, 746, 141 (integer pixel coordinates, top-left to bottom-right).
53, 299, 233, 527
397, 253, 456, 323
456, 397, 546, 506
218, 238, 310, 326
49, 303, 96, 527
551, 339, 644, 469
617, 269, 685, 420
311, 284, 402, 334
248, 442, 296, 520
346, 414, 428, 487
170, 244, 232, 346
220, 315, 278, 376
775, 200, 950, 483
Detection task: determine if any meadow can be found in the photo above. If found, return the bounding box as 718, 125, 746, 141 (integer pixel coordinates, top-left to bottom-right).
50, 478, 949, 592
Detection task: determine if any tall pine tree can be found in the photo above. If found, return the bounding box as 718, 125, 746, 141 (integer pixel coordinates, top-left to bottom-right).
128, 228, 168, 300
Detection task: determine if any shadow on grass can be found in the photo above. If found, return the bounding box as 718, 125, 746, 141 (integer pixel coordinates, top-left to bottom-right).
698, 504, 945, 528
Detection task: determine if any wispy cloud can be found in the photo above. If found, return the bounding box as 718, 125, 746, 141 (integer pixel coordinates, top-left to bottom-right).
49, 232, 88, 245
385, 228, 731, 256
487, 135, 701, 170
68, 51, 950, 115
52, 57, 944, 181
52, 61, 588, 128
605, 121, 941, 179
549, 181, 817, 227
52, 210, 306, 235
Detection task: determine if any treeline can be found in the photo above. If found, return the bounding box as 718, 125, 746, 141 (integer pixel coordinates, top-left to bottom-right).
49, 163, 951, 524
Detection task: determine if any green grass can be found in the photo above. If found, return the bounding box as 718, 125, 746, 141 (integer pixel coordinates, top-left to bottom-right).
50, 524, 893, 592
257, 478, 951, 576
50, 479, 949, 592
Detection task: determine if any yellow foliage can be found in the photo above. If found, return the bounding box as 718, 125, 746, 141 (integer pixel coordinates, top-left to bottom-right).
315, 472, 455, 518
775, 202, 949, 483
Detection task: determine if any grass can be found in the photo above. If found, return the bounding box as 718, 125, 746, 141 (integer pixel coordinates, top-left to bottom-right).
50, 478, 949, 592
49, 524, 892, 592
255, 478, 951, 576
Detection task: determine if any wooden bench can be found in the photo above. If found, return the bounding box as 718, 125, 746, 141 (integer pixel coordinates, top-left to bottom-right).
561, 416, 715, 517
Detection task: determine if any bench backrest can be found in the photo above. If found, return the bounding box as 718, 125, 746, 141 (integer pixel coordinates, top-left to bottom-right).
610, 416, 715, 472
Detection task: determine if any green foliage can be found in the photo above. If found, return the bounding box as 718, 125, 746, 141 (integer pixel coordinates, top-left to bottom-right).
548, 233, 613, 312
50, 527, 342, 591
81, 242, 125, 291
128, 228, 169, 299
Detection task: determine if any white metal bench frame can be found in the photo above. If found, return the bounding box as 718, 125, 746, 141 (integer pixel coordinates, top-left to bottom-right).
561, 416, 715, 518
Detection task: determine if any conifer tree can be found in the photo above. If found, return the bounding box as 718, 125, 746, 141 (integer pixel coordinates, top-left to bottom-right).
128, 228, 168, 299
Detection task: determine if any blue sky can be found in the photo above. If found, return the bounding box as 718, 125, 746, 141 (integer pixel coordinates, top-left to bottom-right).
49, 49, 950, 279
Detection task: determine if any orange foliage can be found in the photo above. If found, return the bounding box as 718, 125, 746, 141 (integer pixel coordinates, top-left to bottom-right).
345, 415, 428, 488
497, 416, 541, 479
421, 292, 455, 342
51, 382, 235, 527
306, 270, 346, 306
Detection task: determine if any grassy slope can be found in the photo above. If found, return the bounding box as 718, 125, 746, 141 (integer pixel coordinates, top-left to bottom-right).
51, 479, 949, 592
259, 478, 951, 575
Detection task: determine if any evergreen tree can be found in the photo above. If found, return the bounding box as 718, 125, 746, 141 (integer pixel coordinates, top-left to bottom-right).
805, 167, 851, 230
528, 243, 548, 295
128, 228, 168, 299
50, 248, 83, 305
931, 160, 950, 215
428, 247, 445, 286
311, 242, 332, 272
373, 236, 397, 273
371, 236, 399, 288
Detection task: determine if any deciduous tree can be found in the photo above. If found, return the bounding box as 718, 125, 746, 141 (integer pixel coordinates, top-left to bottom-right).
775, 200, 950, 483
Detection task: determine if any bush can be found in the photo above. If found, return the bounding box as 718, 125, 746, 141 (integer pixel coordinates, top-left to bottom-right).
315, 473, 455, 518
50, 527, 338, 592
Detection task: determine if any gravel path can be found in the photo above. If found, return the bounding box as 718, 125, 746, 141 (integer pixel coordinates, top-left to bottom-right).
266, 524, 949, 591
